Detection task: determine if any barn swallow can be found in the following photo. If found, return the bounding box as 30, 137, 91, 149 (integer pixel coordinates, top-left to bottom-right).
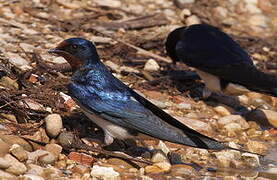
48, 38, 259, 154
166, 24, 277, 98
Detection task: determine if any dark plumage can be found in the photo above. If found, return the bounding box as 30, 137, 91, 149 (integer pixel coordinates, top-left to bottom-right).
48, 37, 258, 154
166, 24, 277, 97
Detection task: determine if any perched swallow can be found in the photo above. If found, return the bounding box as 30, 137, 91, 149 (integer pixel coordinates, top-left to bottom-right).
48, 38, 257, 153
166, 24, 277, 97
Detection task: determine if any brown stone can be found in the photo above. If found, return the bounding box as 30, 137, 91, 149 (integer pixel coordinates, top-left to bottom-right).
68, 152, 95, 166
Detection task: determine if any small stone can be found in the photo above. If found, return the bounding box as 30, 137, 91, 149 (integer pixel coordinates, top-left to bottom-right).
0, 76, 19, 90
144, 59, 160, 72
26, 164, 44, 176
214, 105, 233, 116
224, 83, 250, 95
68, 152, 95, 166
214, 151, 239, 168
59, 92, 77, 111
28, 74, 39, 83
45, 144, 62, 159
19, 43, 35, 52
151, 150, 168, 163
0, 135, 33, 151
179, 8, 191, 20
71, 164, 90, 174
157, 141, 170, 155
23, 174, 45, 180
174, 0, 195, 8
213, 6, 228, 19
241, 153, 260, 167
91, 165, 120, 180
57, 132, 75, 149
94, 0, 121, 8
38, 152, 56, 165
224, 176, 240, 180
0, 157, 11, 169
218, 115, 249, 129
185, 15, 201, 26
0, 169, 16, 178
0, 138, 10, 157
171, 164, 197, 177
248, 14, 268, 28
224, 123, 242, 133
237, 95, 249, 104
246, 140, 267, 154
258, 0, 272, 12
6, 52, 31, 70
9, 144, 28, 161
27, 150, 50, 164
4, 154, 27, 175
45, 114, 63, 138
107, 158, 134, 170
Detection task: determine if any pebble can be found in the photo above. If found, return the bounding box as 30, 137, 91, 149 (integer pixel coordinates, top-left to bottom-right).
71, 164, 90, 174
19, 43, 35, 52
38, 152, 56, 165
218, 115, 249, 129
91, 165, 120, 180
68, 152, 96, 166
23, 174, 45, 180
246, 140, 267, 154
0, 135, 33, 151
107, 158, 134, 170
57, 132, 75, 149
174, 0, 195, 8
9, 144, 28, 161
45, 114, 63, 138
0, 76, 19, 90
214, 151, 238, 168
94, 0, 122, 8
26, 164, 44, 176
0, 138, 10, 157
157, 141, 170, 155
224, 83, 250, 95
6, 52, 31, 70
0, 169, 16, 178
170, 164, 197, 177
213, 105, 233, 116
143, 59, 160, 72
180, 8, 191, 19
0, 157, 11, 169
4, 154, 27, 175
45, 144, 62, 159
151, 150, 169, 163
185, 15, 201, 26
27, 150, 51, 164
241, 153, 260, 167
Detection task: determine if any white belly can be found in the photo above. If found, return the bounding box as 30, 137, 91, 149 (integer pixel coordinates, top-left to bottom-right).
82, 108, 134, 145
195, 69, 221, 92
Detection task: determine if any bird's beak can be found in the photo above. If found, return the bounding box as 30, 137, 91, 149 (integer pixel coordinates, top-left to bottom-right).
48, 48, 64, 55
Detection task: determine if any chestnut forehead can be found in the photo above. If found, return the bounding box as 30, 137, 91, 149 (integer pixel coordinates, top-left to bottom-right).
56, 41, 69, 49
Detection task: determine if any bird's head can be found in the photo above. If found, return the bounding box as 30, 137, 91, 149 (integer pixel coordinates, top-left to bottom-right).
48, 38, 99, 70
165, 27, 186, 64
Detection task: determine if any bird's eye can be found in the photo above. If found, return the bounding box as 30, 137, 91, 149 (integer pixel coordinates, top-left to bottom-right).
71, 44, 78, 49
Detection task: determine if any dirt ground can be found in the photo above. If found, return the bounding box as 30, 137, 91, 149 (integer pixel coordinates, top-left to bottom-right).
0, 0, 277, 179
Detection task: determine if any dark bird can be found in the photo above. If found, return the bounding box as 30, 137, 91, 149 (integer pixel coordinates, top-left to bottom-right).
48, 37, 257, 153
166, 24, 277, 98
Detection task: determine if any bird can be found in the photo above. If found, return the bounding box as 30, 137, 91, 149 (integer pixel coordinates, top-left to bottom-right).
48, 37, 259, 154
165, 24, 277, 98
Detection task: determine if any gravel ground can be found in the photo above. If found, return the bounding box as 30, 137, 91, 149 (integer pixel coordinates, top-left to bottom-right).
0, 0, 276, 179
